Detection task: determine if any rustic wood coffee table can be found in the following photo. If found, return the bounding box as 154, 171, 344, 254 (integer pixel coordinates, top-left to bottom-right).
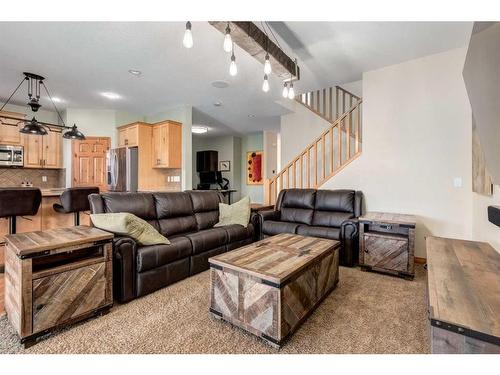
209, 233, 340, 348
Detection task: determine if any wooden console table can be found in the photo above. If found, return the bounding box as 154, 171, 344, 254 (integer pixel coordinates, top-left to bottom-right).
426, 236, 500, 353
358, 212, 416, 279
4, 226, 113, 346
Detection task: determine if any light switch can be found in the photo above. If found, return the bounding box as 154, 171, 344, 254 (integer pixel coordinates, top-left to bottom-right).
42, 176, 47, 182
453, 177, 463, 188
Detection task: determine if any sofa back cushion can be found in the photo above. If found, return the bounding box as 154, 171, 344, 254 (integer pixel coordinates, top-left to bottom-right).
154, 192, 197, 236
279, 189, 316, 225
188, 191, 224, 230
312, 190, 355, 227
100, 192, 160, 231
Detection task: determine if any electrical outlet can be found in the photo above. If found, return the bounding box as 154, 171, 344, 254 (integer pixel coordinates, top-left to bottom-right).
42, 176, 47, 182
453, 177, 463, 188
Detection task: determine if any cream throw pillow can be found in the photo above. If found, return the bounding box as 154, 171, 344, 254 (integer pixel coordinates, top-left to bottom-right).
90, 212, 170, 246
214, 196, 251, 228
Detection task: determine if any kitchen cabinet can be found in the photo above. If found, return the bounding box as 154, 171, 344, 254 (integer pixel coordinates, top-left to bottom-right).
0, 111, 25, 145
117, 123, 139, 147
152, 120, 182, 168
23, 130, 63, 169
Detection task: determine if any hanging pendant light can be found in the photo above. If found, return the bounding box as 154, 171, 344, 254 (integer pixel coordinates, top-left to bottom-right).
20, 117, 47, 136
63, 124, 85, 140
223, 23, 232, 52
287, 82, 295, 99
229, 50, 238, 76
282, 82, 289, 98
264, 53, 272, 75
183, 21, 193, 49
262, 75, 270, 93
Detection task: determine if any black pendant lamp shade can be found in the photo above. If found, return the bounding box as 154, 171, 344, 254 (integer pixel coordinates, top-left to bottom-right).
63, 124, 85, 140
20, 117, 48, 136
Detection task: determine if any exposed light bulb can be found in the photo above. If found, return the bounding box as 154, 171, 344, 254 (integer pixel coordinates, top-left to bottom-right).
282, 82, 289, 98
223, 24, 232, 52
288, 83, 295, 99
229, 53, 238, 76
264, 53, 272, 75
183, 21, 193, 49
262, 75, 270, 93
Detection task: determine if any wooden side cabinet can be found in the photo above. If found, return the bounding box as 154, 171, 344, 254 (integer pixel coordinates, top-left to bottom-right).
4, 226, 114, 346
358, 212, 416, 279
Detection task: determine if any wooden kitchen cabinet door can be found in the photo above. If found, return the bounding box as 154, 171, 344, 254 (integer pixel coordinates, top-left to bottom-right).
72, 137, 110, 192
43, 130, 63, 168
23, 134, 44, 168
0, 111, 24, 145
152, 121, 182, 168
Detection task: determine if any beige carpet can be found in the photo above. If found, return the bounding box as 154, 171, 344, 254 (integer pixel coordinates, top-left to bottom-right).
0, 265, 429, 354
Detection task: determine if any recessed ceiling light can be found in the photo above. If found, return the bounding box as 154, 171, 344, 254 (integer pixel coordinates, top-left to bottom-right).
101, 92, 122, 100
211, 80, 229, 89
51, 97, 63, 103
128, 69, 142, 77
248, 114, 256, 118
214, 101, 222, 107
192, 125, 208, 134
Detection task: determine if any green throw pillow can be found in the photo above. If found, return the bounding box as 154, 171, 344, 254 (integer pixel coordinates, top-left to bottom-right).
90, 212, 170, 246
214, 196, 251, 228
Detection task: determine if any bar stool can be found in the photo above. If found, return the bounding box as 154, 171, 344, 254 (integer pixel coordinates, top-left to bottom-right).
0, 187, 42, 235
53, 187, 99, 226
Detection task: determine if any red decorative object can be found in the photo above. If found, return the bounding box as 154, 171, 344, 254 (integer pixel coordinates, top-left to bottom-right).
247, 151, 263, 185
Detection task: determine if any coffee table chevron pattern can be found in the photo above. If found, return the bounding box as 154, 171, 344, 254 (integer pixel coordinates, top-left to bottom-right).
209, 233, 340, 347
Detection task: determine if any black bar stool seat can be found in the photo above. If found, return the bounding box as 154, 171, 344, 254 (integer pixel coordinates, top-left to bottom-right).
0, 187, 42, 235
53, 187, 100, 226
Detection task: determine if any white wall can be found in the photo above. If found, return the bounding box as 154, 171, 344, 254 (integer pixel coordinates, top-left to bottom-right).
146, 106, 192, 191
320, 47, 474, 257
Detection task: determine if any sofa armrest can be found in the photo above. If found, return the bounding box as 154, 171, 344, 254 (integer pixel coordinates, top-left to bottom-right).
340, 219, 359, 267
113, 236, 138, 303
257, 210, 280, 240
249, 212, 260, 241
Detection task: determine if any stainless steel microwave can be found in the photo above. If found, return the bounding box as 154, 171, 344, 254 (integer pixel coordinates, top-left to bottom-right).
0, 145, 24, 166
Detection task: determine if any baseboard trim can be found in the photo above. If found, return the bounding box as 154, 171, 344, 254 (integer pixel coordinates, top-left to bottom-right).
415, 257, 426, 264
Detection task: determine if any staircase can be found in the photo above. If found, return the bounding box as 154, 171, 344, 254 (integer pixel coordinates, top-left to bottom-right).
264, 86, 362, 204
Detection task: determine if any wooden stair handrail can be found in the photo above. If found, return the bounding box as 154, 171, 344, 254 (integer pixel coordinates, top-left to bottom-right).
265, 88, 362, 205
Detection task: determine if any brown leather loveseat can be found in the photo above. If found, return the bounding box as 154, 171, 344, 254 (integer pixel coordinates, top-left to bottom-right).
258, 189, 363, 267
89, 190, 257, 302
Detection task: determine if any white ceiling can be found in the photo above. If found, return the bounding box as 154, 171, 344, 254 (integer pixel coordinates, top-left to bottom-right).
0, 22, 472, 135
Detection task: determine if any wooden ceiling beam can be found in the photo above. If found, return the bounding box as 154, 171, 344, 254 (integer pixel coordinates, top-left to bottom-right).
209, 21, 300, 81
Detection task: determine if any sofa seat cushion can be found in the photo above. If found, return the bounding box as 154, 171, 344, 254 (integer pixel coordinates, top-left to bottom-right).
222, 223, 255, 243
262, 220, 299, 236
186, 227, 228, 255
296, 225, 341, 240
136, 236, 192, 273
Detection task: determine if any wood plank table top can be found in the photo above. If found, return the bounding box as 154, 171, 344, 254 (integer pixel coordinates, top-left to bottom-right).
359, 211, 417, 226
210, 233, 339, 285
5, 226, 113, 257
426, 236, 500, 340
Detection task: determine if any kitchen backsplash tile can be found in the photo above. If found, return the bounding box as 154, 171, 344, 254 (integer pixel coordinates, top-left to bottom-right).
0, 168, 65, 188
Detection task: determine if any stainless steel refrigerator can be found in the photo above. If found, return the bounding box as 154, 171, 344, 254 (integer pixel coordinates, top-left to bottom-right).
108, 147, 138, 192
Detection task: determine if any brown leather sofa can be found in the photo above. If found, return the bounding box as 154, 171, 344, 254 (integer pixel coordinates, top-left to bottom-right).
89, 190, 258, 302
258, 189, 363, 266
